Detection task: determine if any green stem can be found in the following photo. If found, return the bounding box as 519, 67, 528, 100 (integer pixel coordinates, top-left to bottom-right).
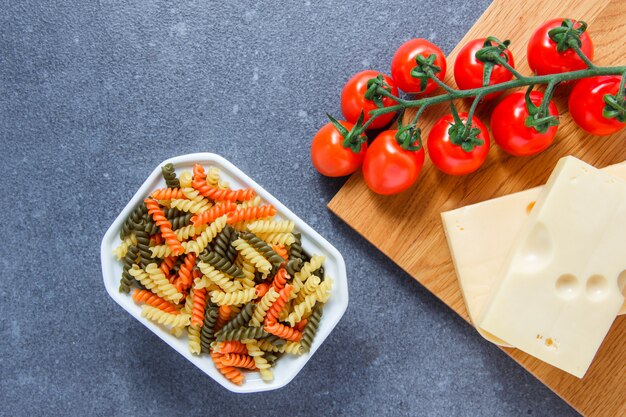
539, 80, 558, 117
370, 64, 626, 119
411, 105, 429, 125
571, 43, 596, 69
617, 71, 626, 100
466, 92, 484, 126
495, 56, 527, 80
429, 74, 457, 94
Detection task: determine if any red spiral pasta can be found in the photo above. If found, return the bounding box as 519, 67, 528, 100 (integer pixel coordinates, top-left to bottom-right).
295, 318, 308, 332
132, 289, 180, 314
264, 322, 302, 342
191, 288, 207, 327
271, 268, 290, 292
144, 198, 184, 256
220, 353, 257, 370
190, 201, 237, 226
272, 244, 289, 262
150, 233, 163, 246
192, 164, 255, 202
264, 284, 292, 325
211, 352, 244, 385
254, 282, 270, 299
214, 341, 248, 355
226, 205, 276, 224
150, 187, 185, 200
214, 305, 232, 332
159, 256, 177, 280
174, 252, 196, 293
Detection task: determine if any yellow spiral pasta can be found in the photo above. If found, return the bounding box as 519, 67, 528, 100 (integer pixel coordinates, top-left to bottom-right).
185, 215, 227, 254
257, 339, 286, 353
290, 255, 325, 300
196, 261, 242, 293
188, 324, 201, 354
182, 288, 194, 315
232, 238, 272, 276
174, 224, 208, 241
129, 264, 157, 291
170, 326, 184, 337
294, 275, 321, 304
286, 292, 317, 326
149, 244, 175, 258
243, 339, 273, 381
210, 288, 257, 306
141, 305, 191, 327
247, 220, 295, 234
207, 166, 230, 189
145, 263, 183, 302
284, 341, 304, 355
256, 232, 296, 246
114, 234, 137, 259
249, 288, 279, 327
312, 278, 334, 304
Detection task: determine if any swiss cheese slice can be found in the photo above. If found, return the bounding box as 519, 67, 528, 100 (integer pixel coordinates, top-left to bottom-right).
478, 156, 626, 378
442, 161, 626, 347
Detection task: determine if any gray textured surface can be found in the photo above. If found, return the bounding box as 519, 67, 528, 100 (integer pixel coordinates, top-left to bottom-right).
0, 1, 579, 416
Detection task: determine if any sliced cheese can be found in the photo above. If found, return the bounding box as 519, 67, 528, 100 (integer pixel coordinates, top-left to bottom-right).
442, 161, 626, 347
478, 156, 626, 378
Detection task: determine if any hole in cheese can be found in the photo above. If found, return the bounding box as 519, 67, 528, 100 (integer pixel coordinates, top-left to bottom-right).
555, 274, 579, 299
586, 275, 609, 301
515, 222, 552, 274
618, 270, 626, 298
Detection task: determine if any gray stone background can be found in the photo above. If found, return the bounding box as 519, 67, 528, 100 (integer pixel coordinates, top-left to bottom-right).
1, 1, 580, 416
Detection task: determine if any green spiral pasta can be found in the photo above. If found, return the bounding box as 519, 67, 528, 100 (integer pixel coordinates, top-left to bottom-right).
119, 245, 140, 293
300, 305, 323, 353
212, 225, 239, 265
217, 303, 256, 335
133, 222, 153, 268
200, 306, 219, 353
120, 203, 147, 240
289, 232, 305, 261
161, 163, 180, 189
286, 258, 303, 276
167, 211, 192, 229
215, 326, 270, 342
240, 232, 284, 271
263, 352, 280, 364
199, 250, 244, 279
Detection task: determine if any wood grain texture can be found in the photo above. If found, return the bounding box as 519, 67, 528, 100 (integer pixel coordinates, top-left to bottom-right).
328, 0, 626, 416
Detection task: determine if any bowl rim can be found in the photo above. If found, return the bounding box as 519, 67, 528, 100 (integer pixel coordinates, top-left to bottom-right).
100, 152, 348, 393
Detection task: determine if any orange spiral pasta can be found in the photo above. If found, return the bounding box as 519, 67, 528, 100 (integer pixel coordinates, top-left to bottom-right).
220, 353, 257, 370
190, 201, 237, 226
174, 252, 196, 293
214, 305, 232, 332
150, 187, 186, 200
191, 288, 208, 327
271, 268, 290, 292
144, 198, 184, 256
132, 289, 179, 314
159, 256, 177, 280
226, 205, 276, 224
255, 282, 270, 299
211, 352, 244, 385
272, 244, 289, 262
295, 318, 308, 332
193, 164, 255, 202
265, 284, 292, 325
264, 322, 302, 342
213, 341, 248, 355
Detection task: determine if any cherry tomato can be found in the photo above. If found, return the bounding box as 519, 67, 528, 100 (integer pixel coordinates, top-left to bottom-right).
362, 130, 425, 195
341, 70, 399, 130
453, 38, 515, 100
311, 120, 367, 177
527, 18, 594, 75
491, 91, 559, 156
427, 113, 490, 175
569, 76, 626, 136
391, 38, 447, 95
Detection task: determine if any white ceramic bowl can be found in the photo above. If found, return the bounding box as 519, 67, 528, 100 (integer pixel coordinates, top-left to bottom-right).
100, 153, 348, 393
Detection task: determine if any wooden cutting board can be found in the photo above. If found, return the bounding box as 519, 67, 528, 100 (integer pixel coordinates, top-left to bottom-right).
328, 0, 626, 416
